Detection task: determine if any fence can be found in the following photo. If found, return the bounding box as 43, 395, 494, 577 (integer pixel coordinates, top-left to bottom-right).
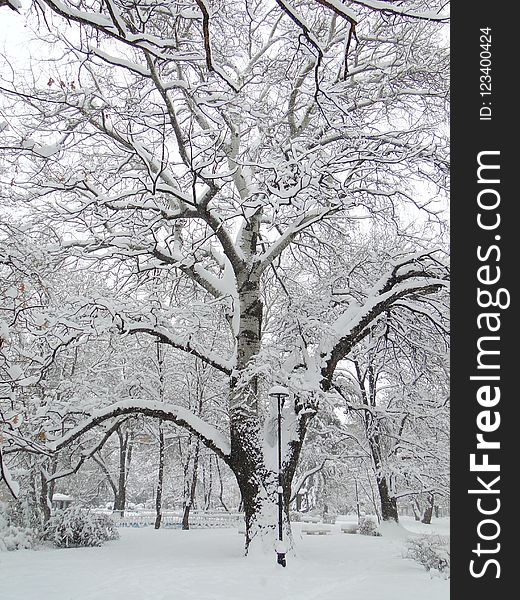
103, 510, 245, 529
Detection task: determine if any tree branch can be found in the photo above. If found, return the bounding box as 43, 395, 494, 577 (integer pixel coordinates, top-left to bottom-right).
49, 400, 231, 463
320, 253, 449, 388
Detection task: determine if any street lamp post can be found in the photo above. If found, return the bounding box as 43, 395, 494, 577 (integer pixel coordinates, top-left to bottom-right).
268, 385, 290, 568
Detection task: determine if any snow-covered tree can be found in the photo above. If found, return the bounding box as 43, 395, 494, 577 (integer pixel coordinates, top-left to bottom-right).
1, 0, 449, 552
332, 289, 449, 523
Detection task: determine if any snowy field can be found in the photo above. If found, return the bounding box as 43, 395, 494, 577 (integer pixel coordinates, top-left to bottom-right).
0, 518, 449, 600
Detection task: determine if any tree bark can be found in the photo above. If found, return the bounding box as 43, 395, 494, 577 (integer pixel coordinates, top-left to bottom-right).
228, 408, 298, 553
412, 498, 422, 521
354, 361, 398, 522
421, 493, 435, 524
182, 436, 200, 530
215, 457, 229, 512
203, 455, 213, 511
40, 472, 52, 523
113, 427, 132, 516
377, 475, 398, 522
39, 457, 57, 523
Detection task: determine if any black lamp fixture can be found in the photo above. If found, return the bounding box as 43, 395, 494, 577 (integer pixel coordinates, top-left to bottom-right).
268, 385, 290, 567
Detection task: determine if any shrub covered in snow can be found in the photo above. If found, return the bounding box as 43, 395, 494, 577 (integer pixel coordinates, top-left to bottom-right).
0, 502, 36, 551
406, 534, 450, 577
44, 507, 119, 548
341, 523, 359, 534
358, 515, 380, 536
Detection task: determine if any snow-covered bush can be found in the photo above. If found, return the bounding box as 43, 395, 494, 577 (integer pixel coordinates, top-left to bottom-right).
95, 512, 120, 541
358, 515, 380, 536
341, 523, 358, 534
0, 502, 36, 551
44, 507, 119, 548
406, 535, 450, 577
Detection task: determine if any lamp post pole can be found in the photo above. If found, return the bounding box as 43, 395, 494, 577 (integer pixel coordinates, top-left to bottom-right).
268, 385, 290, 568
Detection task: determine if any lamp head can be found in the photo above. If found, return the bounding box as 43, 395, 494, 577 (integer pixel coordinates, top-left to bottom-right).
268, 385, 290, 409
268, 385, 290, 398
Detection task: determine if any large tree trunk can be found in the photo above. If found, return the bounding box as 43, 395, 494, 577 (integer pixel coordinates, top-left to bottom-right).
228, 405, 308, 554
113, 427, 132, 517
421, 493, 435, 524
231, 456, 285, 553
227, 264, 314, 553
376, 475, 399, 522
367, 432, 398, 522
154, 341, 166, 529
230, 267, 278, 549
354, 363, 399, 523
40, 472, 52, 523
412, 498, 422, 521
39, 457, 57, 523
202, 455, 213, 511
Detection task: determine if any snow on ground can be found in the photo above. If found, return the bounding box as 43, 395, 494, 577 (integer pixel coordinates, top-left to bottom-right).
398, 515, 450, 536
0, 519, 449, 600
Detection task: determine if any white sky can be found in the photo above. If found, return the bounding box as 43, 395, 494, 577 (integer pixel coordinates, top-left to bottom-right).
0, 2, 35, 74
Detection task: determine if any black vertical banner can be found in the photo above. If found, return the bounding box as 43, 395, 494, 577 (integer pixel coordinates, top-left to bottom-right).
452, 3, 513, 598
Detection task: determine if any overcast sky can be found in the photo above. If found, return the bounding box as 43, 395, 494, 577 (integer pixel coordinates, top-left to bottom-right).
1, 2, 36, 67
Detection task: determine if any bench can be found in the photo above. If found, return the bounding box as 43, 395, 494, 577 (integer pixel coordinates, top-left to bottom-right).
300, 515, 321, 523
323, 515, 336, 525
301, 524, 332, 535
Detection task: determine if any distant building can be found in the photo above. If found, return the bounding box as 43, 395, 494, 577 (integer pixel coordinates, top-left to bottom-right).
51, 493, 74, 510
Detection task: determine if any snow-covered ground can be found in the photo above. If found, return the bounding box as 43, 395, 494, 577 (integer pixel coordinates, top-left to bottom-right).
0, 518, 449, 600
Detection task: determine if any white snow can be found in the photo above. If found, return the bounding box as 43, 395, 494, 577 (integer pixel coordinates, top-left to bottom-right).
313, 0, 357, 22
7, 364, 23, 380
348, 0, 448, 21
33, 142, 61, 158
51, 493, 73, 502
49, 399, 231, 457
179, 8, 200, 19
0, 521, 449, 600
268, 385, 291, 397
90, 47, 151, 77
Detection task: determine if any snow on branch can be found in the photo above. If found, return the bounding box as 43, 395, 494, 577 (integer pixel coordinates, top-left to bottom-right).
347, 0, 449, 22
276, 0, 324, 59
314, 0, 358, 22
257, 205, 341, 272
194, 0, 240, 92
45, 417, 129, 483
0, 425, 52, 457
49, 400, 231, 461
118, 322, 234, 376
314, 0, 358, 77
90, 47, 152, 77
320, 251, 449, 387
36, 0, 185, 59
0, 0, 22, 12
276, 0, 358, 81
290, 459, 329, 501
